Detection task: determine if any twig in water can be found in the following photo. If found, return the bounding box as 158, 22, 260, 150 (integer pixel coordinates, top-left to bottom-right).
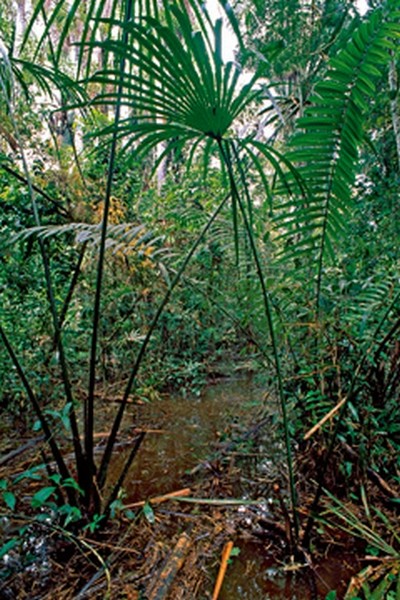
212, 541, 234, 600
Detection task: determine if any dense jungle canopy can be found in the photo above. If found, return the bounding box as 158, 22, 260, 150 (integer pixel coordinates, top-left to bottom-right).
0, 0, 399, 598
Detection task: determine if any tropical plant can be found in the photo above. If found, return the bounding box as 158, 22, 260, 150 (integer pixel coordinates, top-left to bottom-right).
320, 490, 400, 600
0, 4, 298, 554
0, 0, 399, 566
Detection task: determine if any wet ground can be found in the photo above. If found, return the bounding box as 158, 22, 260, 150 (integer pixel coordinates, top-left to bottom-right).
119, 376, 274, 501
106, 377, 358, 599
219, 541, 358, 599
0, 377, 361, 599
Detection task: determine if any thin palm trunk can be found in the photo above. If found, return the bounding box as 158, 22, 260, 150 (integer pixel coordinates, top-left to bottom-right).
219, 139, 299, 546
85, 0, 135, 511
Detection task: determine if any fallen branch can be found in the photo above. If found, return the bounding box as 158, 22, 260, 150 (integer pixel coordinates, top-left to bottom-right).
124, 488, 192, 509
170, 496, 263, 506
212, 541, 234, 600
146, 531, 192, 600
131, 428, 167, 434
0, 436, 45, 467
303, 397, 346, 440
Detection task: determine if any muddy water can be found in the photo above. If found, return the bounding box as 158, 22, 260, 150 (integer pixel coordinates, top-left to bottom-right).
218, 540, 358, 599
121, 376, 265, 500
111, 378, 357, 599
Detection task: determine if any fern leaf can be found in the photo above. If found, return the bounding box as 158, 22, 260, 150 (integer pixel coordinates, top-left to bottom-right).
274, 7, 400, 310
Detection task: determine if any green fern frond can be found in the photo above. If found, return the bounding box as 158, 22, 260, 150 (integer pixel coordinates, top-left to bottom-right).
273, 7, 400, 310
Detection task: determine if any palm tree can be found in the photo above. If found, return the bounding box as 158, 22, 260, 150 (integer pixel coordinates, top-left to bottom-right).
1, 0, 399, 547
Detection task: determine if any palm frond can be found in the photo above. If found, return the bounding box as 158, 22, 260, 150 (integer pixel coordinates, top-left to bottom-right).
22, 0, 240, 77
9, 221, 166, 260
12, 59, 87, 103
273, 7, 400, 310
87, 8, 260, 156
1, 34, 86, 107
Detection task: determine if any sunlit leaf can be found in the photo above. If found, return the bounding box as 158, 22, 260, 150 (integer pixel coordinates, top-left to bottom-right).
142, 501, 155, 524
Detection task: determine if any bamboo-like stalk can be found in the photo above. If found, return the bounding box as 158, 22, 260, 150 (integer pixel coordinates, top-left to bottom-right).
102, 431, 146, 520
50, 242, 87, 355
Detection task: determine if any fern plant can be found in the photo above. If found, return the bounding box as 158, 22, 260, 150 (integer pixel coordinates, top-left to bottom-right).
1, 0, 399, 560
274, 6, 400, 312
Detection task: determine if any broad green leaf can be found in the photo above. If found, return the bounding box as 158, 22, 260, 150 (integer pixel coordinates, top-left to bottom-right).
142, 501, 155, 524
2, 491, 16, 511
0, 538, 18, 559
31, 486, 56, 509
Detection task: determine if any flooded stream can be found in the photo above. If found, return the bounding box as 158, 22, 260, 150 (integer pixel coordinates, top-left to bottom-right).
120, 376, 269, 500
110, 377, 357, 599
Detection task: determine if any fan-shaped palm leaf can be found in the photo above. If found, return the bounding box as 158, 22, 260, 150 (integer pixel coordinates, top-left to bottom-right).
22, 0, 241, 77
87, 6, 261, 161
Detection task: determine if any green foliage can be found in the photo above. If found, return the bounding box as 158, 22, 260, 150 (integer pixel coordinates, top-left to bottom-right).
238, 0, 360, 134
0, 479, 16, 511
0, 0, 399, 575
321, 491, 400, 600
274, 6, 400, 308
